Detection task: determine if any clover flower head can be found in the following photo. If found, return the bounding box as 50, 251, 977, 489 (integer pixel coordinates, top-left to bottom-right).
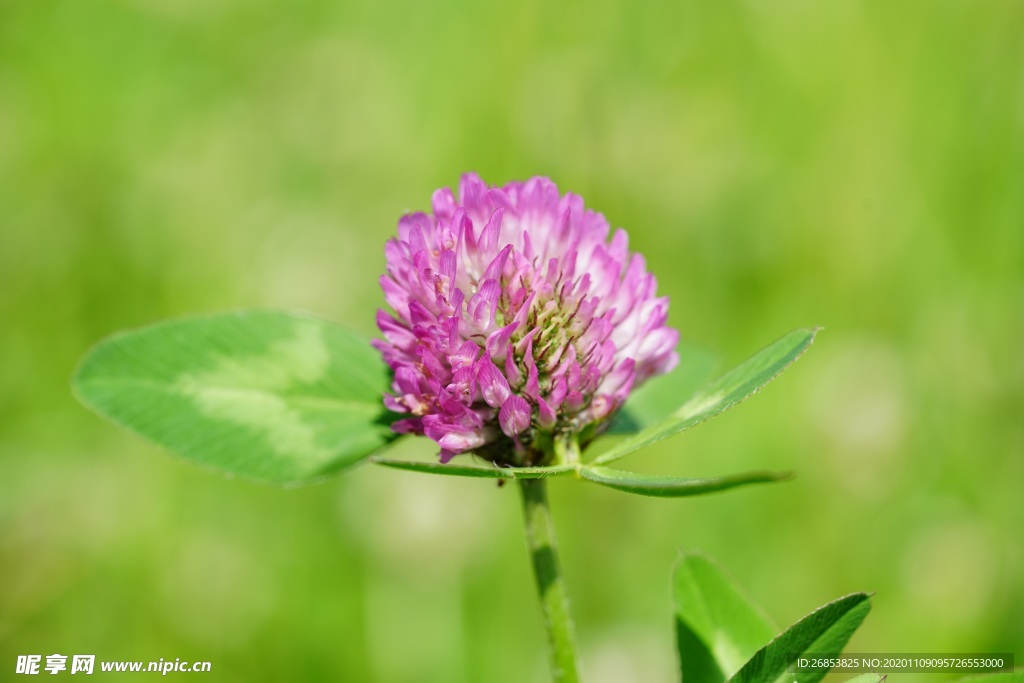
375, 174, 679, 465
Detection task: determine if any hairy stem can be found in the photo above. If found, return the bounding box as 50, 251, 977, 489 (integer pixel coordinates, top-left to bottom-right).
519, 478, 581, 683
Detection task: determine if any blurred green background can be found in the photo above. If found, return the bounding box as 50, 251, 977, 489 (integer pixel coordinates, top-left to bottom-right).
2, 1, 1022, 681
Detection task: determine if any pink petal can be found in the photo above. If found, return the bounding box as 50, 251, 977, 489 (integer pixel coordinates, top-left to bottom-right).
477, 359, 511, 408
499, 395, 532, 437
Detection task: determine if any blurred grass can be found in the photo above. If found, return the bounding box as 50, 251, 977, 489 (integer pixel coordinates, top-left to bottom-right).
1, 0, 1022, 681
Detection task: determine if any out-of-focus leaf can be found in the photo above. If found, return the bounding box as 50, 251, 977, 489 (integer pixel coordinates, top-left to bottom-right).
591, 328, 818, 466
730, 593, 871, 683
673, 553, 777, 683
957, 672, 1024, 683
579, 466, 791, 498
73, 310, 399, 484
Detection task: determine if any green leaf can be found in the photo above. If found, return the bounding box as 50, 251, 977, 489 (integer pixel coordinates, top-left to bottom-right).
371, 457, 574, 479
73, 309, 400, 484
606, 342, 719, 435
843, 675, 886, 683
673, 553, 777, 683
957, 673, 1024, 683
591, 328, 818, 466
730, 592, 871, 683
580, 466, 792, 498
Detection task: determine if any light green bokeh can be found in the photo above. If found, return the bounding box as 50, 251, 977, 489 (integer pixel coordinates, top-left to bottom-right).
1, 1, 1021, 681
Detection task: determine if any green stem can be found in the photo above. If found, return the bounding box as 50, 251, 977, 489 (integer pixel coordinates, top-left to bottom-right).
519, 478, 581, 683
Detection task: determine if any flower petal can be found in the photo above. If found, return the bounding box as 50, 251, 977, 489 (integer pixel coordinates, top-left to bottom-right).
499, 395, 532, 437
477, 358, 511, 408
